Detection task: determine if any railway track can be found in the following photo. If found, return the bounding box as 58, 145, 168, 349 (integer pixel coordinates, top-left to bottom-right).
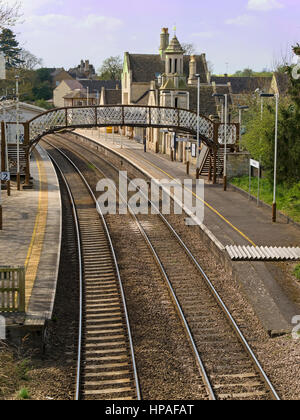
42, 141, 140, 401
44, 133, 280, 401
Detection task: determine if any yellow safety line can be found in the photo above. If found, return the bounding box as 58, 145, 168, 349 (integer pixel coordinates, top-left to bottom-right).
121, 149, 257, 247
24, 150, 48, 310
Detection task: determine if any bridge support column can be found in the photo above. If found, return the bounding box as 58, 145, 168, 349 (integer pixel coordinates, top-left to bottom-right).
213, 147, 217, 184
208, 153, 212, 182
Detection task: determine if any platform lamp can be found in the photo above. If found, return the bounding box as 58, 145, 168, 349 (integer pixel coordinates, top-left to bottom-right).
195, 74, 201, 179
15, 75, 20, 191
237, 105, 249, 150
260, 92, 279, 223
212, 93, 228, 191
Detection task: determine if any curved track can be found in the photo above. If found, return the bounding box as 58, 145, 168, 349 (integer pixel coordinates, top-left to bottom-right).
44, 133, 280, 401
43, 141, 140, 401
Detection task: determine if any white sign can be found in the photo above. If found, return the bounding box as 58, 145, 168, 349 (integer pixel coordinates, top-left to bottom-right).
0, 172, 10, 181
0, 53, 6, 80
250, 159, 260, 169
191, 143, 197, 158
0, 316, 5, 340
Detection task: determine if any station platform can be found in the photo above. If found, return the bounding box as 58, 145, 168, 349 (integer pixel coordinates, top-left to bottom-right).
0, 145, 61, 331
75, 129, 300, 249
75, 129, 300, 335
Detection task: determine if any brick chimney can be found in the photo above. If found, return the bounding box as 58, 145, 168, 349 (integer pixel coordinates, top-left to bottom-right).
188, 55, 197, 85
159, 28, 169, 58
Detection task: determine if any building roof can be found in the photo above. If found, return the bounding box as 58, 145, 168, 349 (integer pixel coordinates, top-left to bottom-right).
62, 79, 84, 90
187, 85, 218, 116
80, 79, 121, 92
129, 54, 165, 83
211, 76, 272, 94
128, 53, 209, 84
165, 35, 184, 54
103, 89, 122, 105
161, 78, 176, 90
51, 68, 66, 77
63, 90, 87, 99
184, 55, 208, 84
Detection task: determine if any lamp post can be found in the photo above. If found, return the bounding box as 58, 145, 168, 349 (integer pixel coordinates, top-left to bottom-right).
195, 73, 201, 179
94, 90, 100, 105
86, 86, 90, 106
213, 93, 228, 191
15, 75, 20, 191
260, 93, 279, 222
237, 105, 249, 150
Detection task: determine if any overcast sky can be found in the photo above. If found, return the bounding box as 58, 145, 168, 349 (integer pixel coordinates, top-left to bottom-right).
8, 0, 300, 74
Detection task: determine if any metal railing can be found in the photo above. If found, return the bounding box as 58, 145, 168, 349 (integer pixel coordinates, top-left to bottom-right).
26, 105, 239, 150
0, 267, 25, 313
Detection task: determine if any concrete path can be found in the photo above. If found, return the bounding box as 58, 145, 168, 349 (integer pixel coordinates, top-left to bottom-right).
0, 145, 61, 326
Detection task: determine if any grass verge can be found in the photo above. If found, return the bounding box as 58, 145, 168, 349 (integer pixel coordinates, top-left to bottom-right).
0, 343, 32, 400
230, 176, 300, 223
294, 264, 300, 281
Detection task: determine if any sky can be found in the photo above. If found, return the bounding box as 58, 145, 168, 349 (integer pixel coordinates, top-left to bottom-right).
7, 0, 300, 74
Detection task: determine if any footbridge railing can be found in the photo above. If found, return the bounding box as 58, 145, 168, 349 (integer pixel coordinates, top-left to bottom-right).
24, 105, 239, 150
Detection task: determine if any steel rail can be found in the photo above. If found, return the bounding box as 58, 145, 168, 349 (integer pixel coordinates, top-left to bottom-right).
47, 155, 83, 401
112, 173, 216, 400
44, 139, 141, 401
49, 133, 280, 401
46, 134, 216, 400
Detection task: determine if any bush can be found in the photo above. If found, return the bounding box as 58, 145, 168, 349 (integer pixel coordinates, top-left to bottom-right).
242, 101, 300, 186
294, 264, 300, 280
18, 388, 30, 400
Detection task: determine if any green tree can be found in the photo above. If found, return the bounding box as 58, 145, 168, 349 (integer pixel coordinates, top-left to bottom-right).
242, 48, 300, 185
35, 68, 52, 83
32, 80, 52, 100
98, 56, 122, 80
0, 28, 23, 68
233, 68, 254, 77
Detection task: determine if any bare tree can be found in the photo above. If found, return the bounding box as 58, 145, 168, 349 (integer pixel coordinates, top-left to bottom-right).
272, 44, 294, 72
0, 1, 21, 28
207, 60, 214, 74
18, 49, 43, 70
181, 43, 196, 56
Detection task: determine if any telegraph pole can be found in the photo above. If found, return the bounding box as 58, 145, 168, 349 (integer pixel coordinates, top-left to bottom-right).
16, 75, 20, 190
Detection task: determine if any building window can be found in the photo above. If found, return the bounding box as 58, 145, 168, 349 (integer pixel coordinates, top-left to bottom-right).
169, 58, 172, 74
174, 59, 177, 74
175, 98, 178, 108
